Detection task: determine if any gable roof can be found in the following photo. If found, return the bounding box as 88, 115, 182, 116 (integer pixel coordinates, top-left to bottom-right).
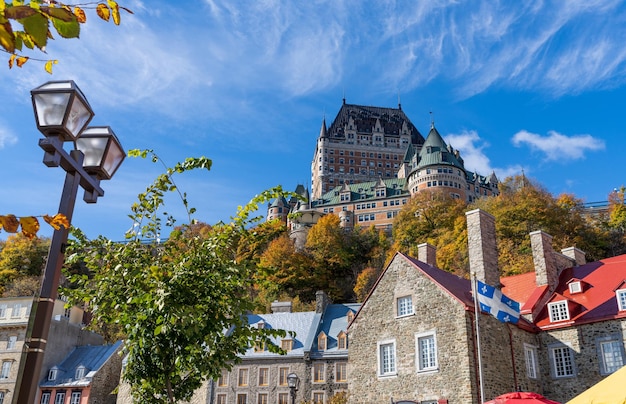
310, 303, 360, 358
40, 341, 123, 387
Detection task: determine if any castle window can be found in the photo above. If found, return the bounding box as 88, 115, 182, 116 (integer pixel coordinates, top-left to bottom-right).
217, 369, 228, 386
0, 361, 10, 379
549, 344, 575, 378
312, 392, 325, 404
336, 362, 347, 382
6, 336, 16, 350
397, 295, 414, 317
548, 301, 569, 322
281, 338, 293, 352
238, 368, 249, 386
258, 367, 269, 386
318, 332, 327, 350
313, 362, 325, 382
258, 394, 268, 404
616, 289, 626, 311
338, 332, 348, 350
279, 367, 289, 386
416, 331, 438, 372
278, 393, 289, 404
378, 340, 396, 376
524, 344, 538, 379
236, 394, 247, 404
598, 336, 625, 375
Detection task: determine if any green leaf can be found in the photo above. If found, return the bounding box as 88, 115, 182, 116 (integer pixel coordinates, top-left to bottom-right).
4, 5, 38, 20
41, 6, 76, 22
20, 12, 48, 49
0, 21, 15, 53
51, 12, 79, 39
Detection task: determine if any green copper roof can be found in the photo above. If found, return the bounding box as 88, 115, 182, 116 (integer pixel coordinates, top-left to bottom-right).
416, 125, 465, 171
312, 178, 408, 207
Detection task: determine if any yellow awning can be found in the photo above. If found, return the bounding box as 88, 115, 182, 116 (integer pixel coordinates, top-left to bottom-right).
567, 365, 626, 404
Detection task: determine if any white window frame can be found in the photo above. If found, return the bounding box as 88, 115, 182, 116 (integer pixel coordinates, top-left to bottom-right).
415, 331, 438, 372
75, 366, 86, 379
524, 343, 538, 379
377, 339, 397, 377
40, 392, 51, 404
550, 344, 576, 378
237, 367, 249, 386
11, 304, 21, 319
568, 281, 582, 294
548, 301, 570, 322
70, 392, 81, 404
0, 305, 6, 319
54, 392, 65, 404
0, 361, 10, 379
598, 336, 625, 375
0, 391, 4, 404
48, 368, 57, 381
616, 289, 626, 311
396, 295, 414, 317
7, 336, 16, 350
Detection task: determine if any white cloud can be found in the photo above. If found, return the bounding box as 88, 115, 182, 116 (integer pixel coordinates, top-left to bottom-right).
511, 130, 605, 161
0, 125, 17, 149
445, 130, 522, 180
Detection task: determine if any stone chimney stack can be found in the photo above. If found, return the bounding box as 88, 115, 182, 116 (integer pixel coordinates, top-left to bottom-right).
316, 290, 332, 314
561, 247, 586, 266
271, 301, 292, 313
530, 231, 559, 289
417, 243, 437, 267
465, 209, 500, 287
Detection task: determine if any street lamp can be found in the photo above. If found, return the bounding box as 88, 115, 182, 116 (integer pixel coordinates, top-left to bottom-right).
287, 372, 300, 404
12, 80, 125, 404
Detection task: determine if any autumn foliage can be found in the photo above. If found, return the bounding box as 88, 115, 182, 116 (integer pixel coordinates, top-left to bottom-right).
0, 0, 132, 73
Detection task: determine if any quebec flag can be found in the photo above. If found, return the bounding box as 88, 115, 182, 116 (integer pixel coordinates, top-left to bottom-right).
476, 280, 521, 324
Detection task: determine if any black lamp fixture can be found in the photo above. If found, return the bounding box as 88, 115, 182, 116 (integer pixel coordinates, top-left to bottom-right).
13, 80, 125, 404
287, 372, 300, 404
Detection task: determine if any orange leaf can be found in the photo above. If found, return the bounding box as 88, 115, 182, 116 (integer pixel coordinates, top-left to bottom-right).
107, 0, 120, 25
16, 56, 28, 67
43, 213, 70, 230
44, 59, 57, 74
96, 3, 110, 22
1, 215, 19, 233
19, 217, 40, 239
73, 7, 86, 23
8, 54, 15, 69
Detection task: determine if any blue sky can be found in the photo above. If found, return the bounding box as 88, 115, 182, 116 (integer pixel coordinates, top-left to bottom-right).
1, 1, 624, 240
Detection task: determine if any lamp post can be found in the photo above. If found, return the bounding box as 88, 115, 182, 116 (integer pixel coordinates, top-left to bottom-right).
287, 372, 300, 404
12, 81, 125, 404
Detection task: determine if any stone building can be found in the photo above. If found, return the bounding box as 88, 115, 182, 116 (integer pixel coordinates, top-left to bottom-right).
38, 340, 123, 404
116, 292, 359, 404
347, 209, 626, 404
0, 297, 104, 403
269, 101, 499, 235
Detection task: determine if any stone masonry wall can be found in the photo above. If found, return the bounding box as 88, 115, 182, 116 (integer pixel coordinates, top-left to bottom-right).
538, 319, 626, 403
90, 344, 123, 404
348, 255, 476, 403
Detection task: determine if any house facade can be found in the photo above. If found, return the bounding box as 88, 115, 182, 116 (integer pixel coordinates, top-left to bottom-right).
348, 209, 626, 404
38, 341, 123, 404
0, 297, 104, 404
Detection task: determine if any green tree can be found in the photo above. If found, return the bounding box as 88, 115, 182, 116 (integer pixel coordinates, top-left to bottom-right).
64, 151, 289, 403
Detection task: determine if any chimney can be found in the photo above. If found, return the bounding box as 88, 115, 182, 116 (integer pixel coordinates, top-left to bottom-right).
530, 231, 558, 289
561, 247, 586, 266
417, 243, 437, 267
465, 209, 500, 287
271, 301, 292, 313
316, 290, 332, 314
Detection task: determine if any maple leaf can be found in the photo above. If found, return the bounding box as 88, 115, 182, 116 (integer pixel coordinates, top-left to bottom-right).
19, 217, 40, 239
43, 213, 70, 230
0, 215, 19, 233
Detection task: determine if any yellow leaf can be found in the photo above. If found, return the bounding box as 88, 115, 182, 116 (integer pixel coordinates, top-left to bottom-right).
8, 54, 15, 69
96, 3, 110, 22
107, 0, 120, 25
16, 56, 28, 67
19, 216, 40, 239
1, 215, 19, 233
73, 7, 86, 23
44, 59, 57, 74
43, 213, 70, 230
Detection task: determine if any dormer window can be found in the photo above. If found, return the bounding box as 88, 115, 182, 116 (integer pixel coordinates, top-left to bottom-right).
281, 339, 293, 352
75, 365, 86, 379
616, 289, 626, 311
548, 301, 570, 322
256, 321, 265, 330
569, 281, 582, 294
47, 367, 58, 381
346, 311, 354, 323
318, 332, 327, 351
338, 332, 348, 350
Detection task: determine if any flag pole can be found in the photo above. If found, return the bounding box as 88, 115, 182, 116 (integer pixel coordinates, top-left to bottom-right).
471, 273, 485, 403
